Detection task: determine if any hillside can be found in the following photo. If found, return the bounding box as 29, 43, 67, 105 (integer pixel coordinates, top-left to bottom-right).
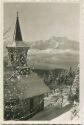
32, 68, 66, 78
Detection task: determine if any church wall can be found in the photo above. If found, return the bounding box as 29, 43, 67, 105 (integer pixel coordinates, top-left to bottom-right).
4, 94, 44, 120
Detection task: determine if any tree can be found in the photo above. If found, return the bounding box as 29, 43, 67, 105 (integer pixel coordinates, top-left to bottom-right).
65, 67, 75, 93
57, 71, 67, 108
70, 65, 79, 120
70, 65, 79, 103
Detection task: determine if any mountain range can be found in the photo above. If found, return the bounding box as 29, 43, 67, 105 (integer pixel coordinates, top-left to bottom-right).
26, 36, 79, 69
4, 36, 79, 70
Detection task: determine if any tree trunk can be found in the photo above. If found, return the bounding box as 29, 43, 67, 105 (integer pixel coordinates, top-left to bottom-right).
60, 89, 63, 108
70, 85, 72, 94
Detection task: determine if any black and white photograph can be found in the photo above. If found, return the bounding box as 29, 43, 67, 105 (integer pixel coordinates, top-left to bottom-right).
2, 124, 82, 125
3, 2, 80, 122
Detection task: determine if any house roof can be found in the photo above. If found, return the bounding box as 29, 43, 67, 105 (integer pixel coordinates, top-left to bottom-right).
4, 72, 50, 102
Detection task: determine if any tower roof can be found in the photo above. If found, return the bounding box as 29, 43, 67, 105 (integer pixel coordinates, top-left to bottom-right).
7, 12, 29, 48
15, 12, 23, 41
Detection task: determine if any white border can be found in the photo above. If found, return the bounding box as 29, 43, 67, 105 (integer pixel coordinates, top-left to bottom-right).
80, 0, 84, 124
0, 0, 83, 124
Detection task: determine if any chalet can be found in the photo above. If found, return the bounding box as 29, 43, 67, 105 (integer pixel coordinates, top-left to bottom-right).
4, 12, 50, 120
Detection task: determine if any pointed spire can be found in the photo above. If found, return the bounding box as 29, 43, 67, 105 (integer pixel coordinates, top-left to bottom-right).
15, 12, 23, 41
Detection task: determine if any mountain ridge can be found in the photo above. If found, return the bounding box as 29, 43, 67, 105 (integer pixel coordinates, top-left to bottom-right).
4, 36, 79, 69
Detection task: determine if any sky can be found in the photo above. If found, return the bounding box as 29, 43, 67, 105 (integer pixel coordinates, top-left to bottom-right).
4, 2, 80, 42
4, 2, 79, 69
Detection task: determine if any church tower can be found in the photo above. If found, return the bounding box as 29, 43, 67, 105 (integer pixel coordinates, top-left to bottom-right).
6, 12, 29, 68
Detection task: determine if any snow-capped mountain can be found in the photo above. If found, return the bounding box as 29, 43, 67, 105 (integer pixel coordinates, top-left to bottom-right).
27, 36, 79, 69
4, 36, 79, 69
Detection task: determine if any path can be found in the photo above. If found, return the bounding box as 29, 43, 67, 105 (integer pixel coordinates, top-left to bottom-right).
29, 104, 72, 120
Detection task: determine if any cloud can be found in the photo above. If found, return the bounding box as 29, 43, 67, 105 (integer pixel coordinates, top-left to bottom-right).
26, 37, 79, 69
27, 49, 79, 69
29, 36, 79, 51
28, 48, 79, 56
4, 36, 79, 69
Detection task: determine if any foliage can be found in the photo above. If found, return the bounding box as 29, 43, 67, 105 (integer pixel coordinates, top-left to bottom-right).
68, 65, 79, 120
69, 65, 79, 103
65, 67, 75, 86
56, 71, 67, 108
